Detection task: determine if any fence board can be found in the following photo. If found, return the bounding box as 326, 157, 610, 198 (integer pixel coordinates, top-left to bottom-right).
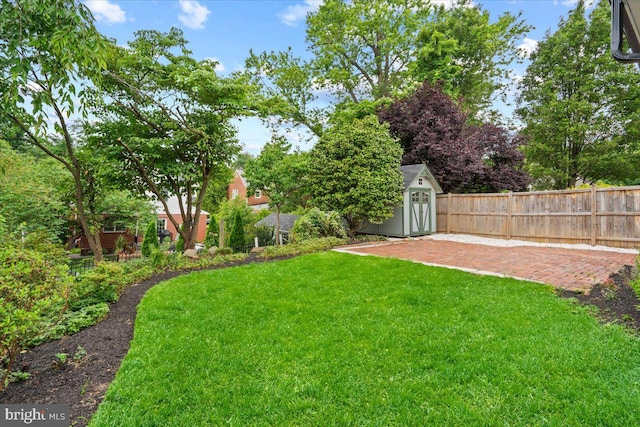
436, 186, 640, 249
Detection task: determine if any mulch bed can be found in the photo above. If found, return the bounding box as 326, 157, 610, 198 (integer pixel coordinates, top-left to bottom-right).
1, 254, 638, 426
561, 264, 640, 330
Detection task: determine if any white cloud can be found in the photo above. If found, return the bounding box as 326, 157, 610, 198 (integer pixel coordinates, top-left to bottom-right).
518, 38, 538, 58
85, 0, 126, 24
178, 0, 211, 30
560, 0, 595, 7
204, 57, 226, 73
279, 0, 323, 27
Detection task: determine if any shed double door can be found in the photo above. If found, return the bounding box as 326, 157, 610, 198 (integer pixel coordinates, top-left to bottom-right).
409, 190, 431, 235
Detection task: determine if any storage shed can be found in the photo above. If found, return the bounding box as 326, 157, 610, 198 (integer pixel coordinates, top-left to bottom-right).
361, 164, 443, 237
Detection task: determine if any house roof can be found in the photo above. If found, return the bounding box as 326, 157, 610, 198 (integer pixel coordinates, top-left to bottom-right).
154, 195, 209, 216
400, 163, 443, 193
235, 169, 248, 187
255, 213, 300, 233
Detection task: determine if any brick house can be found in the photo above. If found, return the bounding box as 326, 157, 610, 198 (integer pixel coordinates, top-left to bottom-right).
154, 196, 209, 243
76, 220, 135, 255
227, 169, 270, 211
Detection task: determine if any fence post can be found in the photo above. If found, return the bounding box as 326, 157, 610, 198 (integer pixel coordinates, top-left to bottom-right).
254, 236, 259, 248
507, 191, 513, 240
219, 218, 225, 248
591, 185, 597, 246
447, 193, 452, 234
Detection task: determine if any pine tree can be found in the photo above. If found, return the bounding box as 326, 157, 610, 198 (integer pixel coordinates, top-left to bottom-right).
228, 211, 246, 253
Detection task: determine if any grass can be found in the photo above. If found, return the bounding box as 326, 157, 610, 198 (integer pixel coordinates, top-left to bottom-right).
90, 252, 640, 426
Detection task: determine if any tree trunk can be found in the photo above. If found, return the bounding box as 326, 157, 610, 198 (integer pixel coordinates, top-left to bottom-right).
72, 173, 104, 261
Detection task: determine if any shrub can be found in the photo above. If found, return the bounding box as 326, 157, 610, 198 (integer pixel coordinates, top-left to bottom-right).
141, 221, 159, 257
254, 224, 275, 247
120, 258, 154, 283
70, 262, 125, 310
204, 219, 219, 249
260, 237, 347, 259
228, 211, 247, 253
30, 302, 111, 346
0, 246, 71, 390
214, 247, 234, 256
149, 249, 186, 270
292, 208, 347, 242
175, 224, 185, 253
192, 252, 247, 268
217, 198, 257, 245
115, 234, 127, 253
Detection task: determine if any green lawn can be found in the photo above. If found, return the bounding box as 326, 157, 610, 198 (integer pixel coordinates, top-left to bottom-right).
90, 252, 640, 426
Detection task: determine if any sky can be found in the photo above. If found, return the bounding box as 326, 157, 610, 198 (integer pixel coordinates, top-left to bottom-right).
86, 0, 597, 155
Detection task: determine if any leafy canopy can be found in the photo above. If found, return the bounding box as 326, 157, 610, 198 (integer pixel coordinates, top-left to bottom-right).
0, 0, 113, 259
308, 115, 404, 236
87, 28, 249, 249
411, 0, 530, 119
517, 0, 640, 189
379, 82, 530, 193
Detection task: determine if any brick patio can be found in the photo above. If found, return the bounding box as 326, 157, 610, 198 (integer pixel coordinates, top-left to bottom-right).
336, 238, 638, 292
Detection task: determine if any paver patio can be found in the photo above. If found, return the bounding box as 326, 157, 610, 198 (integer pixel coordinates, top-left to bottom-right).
337, 237, 638, 292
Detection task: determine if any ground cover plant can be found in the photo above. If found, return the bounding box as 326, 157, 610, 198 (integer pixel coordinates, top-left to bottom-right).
91, 252, 640, 426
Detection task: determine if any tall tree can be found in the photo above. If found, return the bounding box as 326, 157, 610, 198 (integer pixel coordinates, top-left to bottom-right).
306, 0, 432, 103
517, 0, 640, 189
247, 0, 529, 135
308, 115, 403, 236
0, 0, 109, 259
244, 136, 308, 245
379, 82, 529, 193
411, 0, 530, 119
87, 29, 248, 250
245, 49, 325, 137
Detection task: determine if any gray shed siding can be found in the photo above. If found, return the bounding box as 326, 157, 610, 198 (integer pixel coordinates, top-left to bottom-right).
362, 206, 405, 237
361, 164, 441, 237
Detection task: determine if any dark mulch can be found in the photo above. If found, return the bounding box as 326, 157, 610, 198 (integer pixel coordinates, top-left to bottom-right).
561, 264, 640, 332
1, 253, 638, 427
0, 253, 279, 426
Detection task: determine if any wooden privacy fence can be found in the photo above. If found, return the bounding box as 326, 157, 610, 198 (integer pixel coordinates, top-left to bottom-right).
436, 186, 640, 249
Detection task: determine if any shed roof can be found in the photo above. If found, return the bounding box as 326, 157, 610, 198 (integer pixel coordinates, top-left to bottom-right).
400, 163, 443, 193
255, 213, 300, 233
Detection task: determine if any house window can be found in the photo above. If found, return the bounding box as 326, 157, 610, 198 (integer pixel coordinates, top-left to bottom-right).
103, 220, 126, 233
232, 189, 239, 199
418, 177, 424, 186
156, 219, 166, 237
412, 192, 420, 203
255, 190, 262, 199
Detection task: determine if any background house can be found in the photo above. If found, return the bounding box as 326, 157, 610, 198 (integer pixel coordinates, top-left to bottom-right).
362, 164, 443, 237
154, 196, 209, 243
228, 169, 270, 211
76, 219, 135, 255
